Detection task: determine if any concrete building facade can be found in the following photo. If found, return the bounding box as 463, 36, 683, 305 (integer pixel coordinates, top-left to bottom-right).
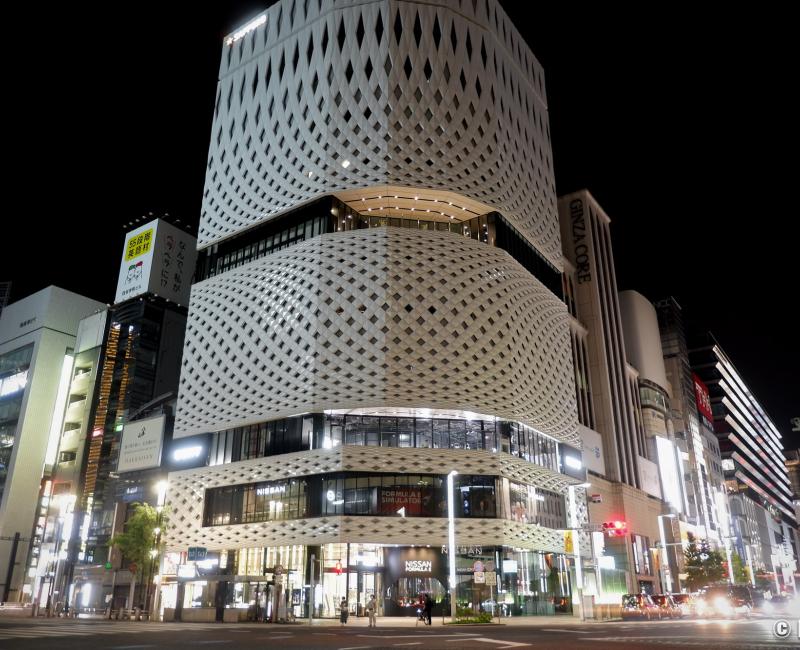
0, 286, 105, 601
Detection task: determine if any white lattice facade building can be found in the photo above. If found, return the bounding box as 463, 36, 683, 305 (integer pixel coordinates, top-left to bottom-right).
167, 0, 587, 618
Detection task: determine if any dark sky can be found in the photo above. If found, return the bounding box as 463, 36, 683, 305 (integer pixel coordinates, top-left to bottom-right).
4, 3, 797, 445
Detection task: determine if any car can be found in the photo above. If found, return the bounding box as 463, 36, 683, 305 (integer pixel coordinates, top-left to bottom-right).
652, 594, 682, 618
697, 586, 751, 619
670, 593, 699, 618
622, 593, 662, 620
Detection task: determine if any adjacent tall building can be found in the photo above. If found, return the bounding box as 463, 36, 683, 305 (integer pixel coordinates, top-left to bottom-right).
20, 218, 198, 614
558, 191, 647, 489
690, 334, 798, 593
165, 0, 588, 620
0, 286, 105, 602
559, 190, 668, 597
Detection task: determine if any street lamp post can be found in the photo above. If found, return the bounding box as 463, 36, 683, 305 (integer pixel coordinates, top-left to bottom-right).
742, 538, 756, 588
149, 480, 168, 621
446, 470, 458, 623
657, 514, 676, 594
567, 482, 591, 621
47, 495, 76, 617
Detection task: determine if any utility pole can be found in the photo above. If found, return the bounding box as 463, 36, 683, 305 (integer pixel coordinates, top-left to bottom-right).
1, 532, 24, 603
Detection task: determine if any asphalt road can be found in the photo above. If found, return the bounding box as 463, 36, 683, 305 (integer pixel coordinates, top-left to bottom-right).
1, 617, 799, 649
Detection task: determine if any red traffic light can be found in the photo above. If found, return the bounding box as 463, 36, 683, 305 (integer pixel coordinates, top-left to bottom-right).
335, 561, 342, 575
602, 520, 628, 537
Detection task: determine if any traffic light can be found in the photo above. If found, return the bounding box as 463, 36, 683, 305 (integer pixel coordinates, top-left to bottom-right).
335, 561, 343, 575
602, 520, 628, 537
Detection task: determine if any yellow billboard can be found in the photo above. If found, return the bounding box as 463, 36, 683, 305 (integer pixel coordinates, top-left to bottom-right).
124, 228, 154, 261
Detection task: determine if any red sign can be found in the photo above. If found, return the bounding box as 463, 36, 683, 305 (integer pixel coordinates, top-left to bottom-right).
693, 373, 713, 425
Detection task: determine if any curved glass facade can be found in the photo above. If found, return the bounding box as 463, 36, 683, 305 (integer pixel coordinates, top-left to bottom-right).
208, 412, 562, 475
202, 472, 565, 529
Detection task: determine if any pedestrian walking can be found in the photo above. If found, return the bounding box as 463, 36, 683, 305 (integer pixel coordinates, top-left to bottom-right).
366, 594, 377, 627
424, 593, 433, 625
339, 598, 349, 626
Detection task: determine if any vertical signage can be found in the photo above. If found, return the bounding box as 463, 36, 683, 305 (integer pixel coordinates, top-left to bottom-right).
693, 373, 714, 427
568, 199, 591, 283
116, 223, 156, 303
114, 219, 197, 305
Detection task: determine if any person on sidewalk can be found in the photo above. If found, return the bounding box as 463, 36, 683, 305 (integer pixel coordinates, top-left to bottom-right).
366, 595, 377, 628
339, 598, 349, 626
424, 593, 433, 625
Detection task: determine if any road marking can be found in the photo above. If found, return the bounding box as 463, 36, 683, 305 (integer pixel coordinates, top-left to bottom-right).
446, 640, 529, 648
196, 642, 233, 645
110, 646, 156, 649
584, 637, 794, 648
393, 644, 423, 647
360, 633, 478, 638
338, 646, 372, 650
540, 628, 590, 633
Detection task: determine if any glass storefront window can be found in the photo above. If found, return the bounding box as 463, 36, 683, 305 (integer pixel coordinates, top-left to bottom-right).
495, 549, 572, 616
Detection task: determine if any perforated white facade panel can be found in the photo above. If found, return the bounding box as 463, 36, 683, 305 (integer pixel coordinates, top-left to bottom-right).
175, 228, 578, 445
165, 446, 586, 554
201, 0, 561, 268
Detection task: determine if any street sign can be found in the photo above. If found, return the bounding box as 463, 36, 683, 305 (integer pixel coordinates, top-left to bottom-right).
485, 571, 497, 586
472, 560, 484, 572
188, 546, 207, 561
485, 561, 495, 572
104, 562, 113, 570
473, 571, 486, 584
581, 523, 604, 533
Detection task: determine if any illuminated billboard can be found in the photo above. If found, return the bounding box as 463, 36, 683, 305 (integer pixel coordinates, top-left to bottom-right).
693, 373, 714, 427
117, 414, 165, 472
114, 219, 196, 306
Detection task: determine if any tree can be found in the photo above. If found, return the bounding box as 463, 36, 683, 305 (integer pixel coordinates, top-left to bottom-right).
108, 502, 166, 606
730, 552, 749, 584
684, 534, 726, 590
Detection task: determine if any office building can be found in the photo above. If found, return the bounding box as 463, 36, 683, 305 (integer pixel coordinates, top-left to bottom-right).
690, 334, 798, 593
0, 286, 105, 601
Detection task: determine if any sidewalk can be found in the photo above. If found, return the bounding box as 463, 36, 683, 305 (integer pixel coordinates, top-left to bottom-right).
267, 614, 617, 627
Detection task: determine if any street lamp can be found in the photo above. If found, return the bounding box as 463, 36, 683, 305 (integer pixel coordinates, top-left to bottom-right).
149, 480, 169, 620
657, 514, 676, 594
446, 470, 458, 623
567, 482, 591, 621
48, 494, 76, 617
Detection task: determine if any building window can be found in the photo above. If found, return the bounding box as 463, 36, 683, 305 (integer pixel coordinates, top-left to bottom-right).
203, 472, 506, 526
210, 413, 563, 476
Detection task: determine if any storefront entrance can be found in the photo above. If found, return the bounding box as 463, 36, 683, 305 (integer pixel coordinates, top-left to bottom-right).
383, 546, 446, 617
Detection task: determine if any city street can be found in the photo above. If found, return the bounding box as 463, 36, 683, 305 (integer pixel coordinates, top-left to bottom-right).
0, 616, 799, 650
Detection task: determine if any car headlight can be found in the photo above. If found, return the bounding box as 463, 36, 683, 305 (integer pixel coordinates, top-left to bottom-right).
713, 596, 732, 615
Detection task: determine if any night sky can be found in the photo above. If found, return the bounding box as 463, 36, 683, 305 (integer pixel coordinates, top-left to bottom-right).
3, 3, 797, 445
